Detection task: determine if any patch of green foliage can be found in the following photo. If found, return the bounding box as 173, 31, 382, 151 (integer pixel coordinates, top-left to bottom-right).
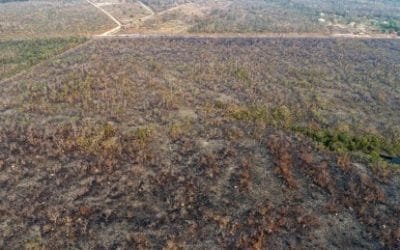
133, 126, 153, 147
233, 67, 250, 81
228, 105, 269, 123
224, 103, 399, 163
226, 104, 293, 128
0, 37, 86, 80
294, 127, 400, 161
378, 20, 400, 34
76, 123, 120, 156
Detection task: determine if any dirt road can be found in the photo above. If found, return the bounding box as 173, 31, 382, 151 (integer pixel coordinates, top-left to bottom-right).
97, 32, 400, 40
0, 0, 398, 86
138, 0, 155, 17
85, 0, 399, 40
85, 0, 157, 36
85, 0, 122, 36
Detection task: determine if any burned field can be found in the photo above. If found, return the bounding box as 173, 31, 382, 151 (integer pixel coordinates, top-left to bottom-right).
0, 37, 400, 248
0, 0, 114, 40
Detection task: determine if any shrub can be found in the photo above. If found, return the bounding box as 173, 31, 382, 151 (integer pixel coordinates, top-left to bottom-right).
134, 126, 153, 147
271, 105, 292, 128
294, 126, 400, 161
76, 123, 121, 159
227, 105, 269, 123
168, 120, 192, 141
227, 104, 293, 128
233, 67, 250, 82
379, 20, 400, 34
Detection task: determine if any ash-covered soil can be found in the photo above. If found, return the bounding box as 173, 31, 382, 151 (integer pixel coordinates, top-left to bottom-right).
0, 37, 399, 249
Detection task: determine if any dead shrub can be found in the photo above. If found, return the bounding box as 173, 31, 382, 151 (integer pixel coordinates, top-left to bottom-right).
337, 153, 351, 172
266, 135, 298, 189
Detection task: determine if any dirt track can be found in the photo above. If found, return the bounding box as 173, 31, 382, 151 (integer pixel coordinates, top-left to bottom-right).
85, 0, 122, 36
138, 0, 155, 18
99, 32, 400, 40
86, 0, 400, 40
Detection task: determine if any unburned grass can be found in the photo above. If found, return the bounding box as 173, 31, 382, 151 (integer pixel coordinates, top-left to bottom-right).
294, 126, 400, 161
0, 37, 86, 80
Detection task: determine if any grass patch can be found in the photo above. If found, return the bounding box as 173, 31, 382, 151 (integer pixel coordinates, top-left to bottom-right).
226, 104, 293, 128
168, 119, 193, 140
133, 126, 154, 147
294, 126, 400, 161
233, 67, 250, 82
0, 37, 86, 80
227, 105, 269, 123
224, 103, 399, 163
76, 123, 121, 158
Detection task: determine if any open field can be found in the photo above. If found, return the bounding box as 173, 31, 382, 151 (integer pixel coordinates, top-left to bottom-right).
0, 0, 114, 40
1, 0, 398, 37
0, 37, 399, 248
120, 0, 400, 35
90, 0, 150, 25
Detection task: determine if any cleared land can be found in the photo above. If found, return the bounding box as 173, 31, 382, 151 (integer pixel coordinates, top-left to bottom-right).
2, 0, 399, 37
0, 37, 399, 248
90, 0, 150, 25
120, 0, 400, 35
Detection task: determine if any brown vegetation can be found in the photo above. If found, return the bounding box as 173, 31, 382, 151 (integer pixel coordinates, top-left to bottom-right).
0, 37, 399, 248
0, 0, 114, 40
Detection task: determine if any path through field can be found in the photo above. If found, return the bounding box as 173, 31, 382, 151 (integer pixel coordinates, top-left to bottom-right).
0, 0, 398, 86
84, 0, 399, 39
85, 0, 155, 36
138, 0, 155, 17
85, 0, 122, 36
100, 32, 400, 40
